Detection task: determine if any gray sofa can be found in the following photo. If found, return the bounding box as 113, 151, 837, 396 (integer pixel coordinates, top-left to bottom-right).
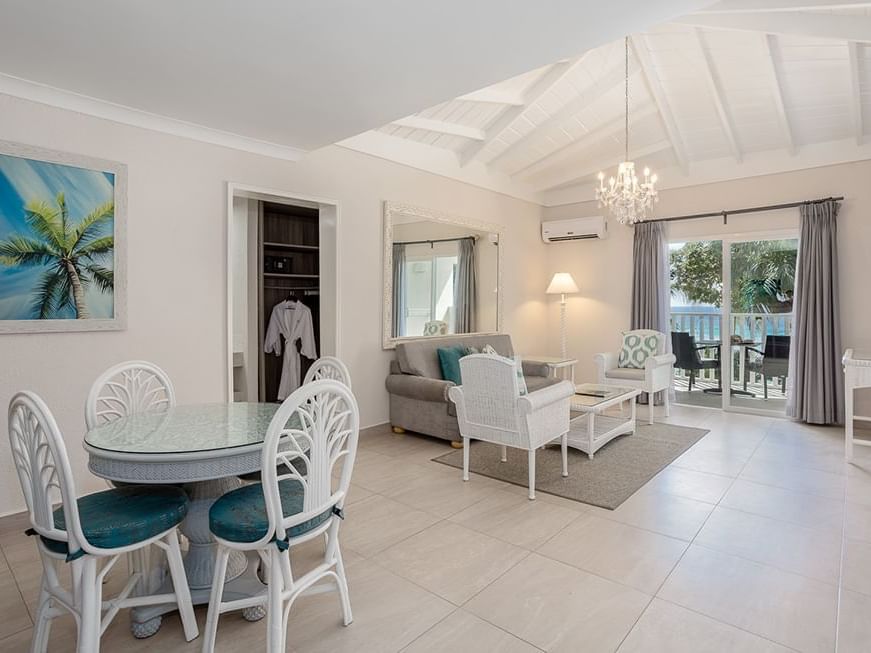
385, 333, 559, 444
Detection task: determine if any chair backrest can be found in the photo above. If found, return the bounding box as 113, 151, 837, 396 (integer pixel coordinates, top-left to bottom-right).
763, 335, 791, 361
671, 331, 703, 368
85, 360, 176, 429
455, 354, 520, 432
261, 380, 359, 545
303, 356, 352, 389
8, 391, 86, 552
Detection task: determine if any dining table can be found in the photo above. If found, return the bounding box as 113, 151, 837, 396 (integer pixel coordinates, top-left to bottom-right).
84, 401, 286, 638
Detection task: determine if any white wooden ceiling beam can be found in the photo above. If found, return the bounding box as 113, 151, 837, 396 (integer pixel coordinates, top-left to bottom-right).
457, 88, 525, 106
536, 140, 672, 191
630, 34, 690, 175
513, 105, 659, 179
697, 0, 871, 13
486, 56, 636, 169
694, 28, 743, 163
675, 12, 871, 42
848, 41, 864, 145
763, 34, 797, 155
458, 58, 581, 167
390, 116, 486, 140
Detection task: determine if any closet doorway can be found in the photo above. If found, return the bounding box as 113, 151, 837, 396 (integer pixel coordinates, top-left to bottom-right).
225, 183, 339, 403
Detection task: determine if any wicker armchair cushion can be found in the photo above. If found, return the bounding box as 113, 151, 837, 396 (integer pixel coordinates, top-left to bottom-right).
41, 485, 189, 556
209, 479, 332, 544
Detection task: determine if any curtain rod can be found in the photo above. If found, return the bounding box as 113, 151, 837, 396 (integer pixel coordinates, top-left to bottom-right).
648, 196, 844, 225
395, 236, 476, 246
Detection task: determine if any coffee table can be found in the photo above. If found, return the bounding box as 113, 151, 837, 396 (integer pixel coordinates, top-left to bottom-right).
567, 384, 641, 459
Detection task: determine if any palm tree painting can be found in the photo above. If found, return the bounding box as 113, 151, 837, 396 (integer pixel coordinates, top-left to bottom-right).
0, 148, 121, 328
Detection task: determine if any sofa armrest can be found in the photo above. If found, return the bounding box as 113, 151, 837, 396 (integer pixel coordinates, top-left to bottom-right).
517, 380, 574, 415
593, 352, 618, 383
386, 374, 453, 403
521, 360, 550, 378
645, 353, 676, 370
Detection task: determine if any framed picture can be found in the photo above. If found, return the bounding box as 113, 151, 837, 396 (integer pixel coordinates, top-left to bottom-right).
0, 140, 126, 333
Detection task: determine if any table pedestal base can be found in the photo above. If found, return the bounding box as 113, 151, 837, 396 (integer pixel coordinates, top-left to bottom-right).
130, 478, 267, 637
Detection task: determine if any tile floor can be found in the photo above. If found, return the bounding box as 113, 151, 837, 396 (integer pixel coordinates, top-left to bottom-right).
0, 405, 869, 652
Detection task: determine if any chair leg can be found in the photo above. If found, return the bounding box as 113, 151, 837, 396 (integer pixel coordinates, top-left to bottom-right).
688, 370, 694, 393
763, 376, 769, 400
334, 544, 353, 626
164, 532, 198, 642
201, 546, 230, 653
527, 449, 536, 500
266, 548, 286, 653
561, 433, 568, 478
648, 397, 654, 425
500, 445, 507, 463
462, 437, 470, 482
76, 557, 101, 653
663, 389, 671, 417
30, 579, 53, 653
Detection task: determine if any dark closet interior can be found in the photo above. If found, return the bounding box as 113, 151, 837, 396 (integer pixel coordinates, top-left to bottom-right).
259, 201, 320, 402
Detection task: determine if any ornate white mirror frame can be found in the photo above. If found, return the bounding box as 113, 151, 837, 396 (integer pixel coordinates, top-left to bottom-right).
382, 201, 503, 349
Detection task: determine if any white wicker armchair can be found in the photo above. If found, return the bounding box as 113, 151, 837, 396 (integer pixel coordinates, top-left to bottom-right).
448, 354, 574, 500
594, 329, 675, 425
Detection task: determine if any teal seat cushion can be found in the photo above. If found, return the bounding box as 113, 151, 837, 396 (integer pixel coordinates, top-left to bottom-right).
437, 345, 467, 385
238, 457, 308, 482
41, 485, 189, 556
209, 479, 332, 544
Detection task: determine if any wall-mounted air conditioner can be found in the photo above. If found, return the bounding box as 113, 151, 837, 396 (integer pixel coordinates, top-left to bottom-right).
541, 216, 607, 243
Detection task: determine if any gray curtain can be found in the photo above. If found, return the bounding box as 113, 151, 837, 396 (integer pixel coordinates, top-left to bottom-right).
454, 238, 477, 334
787, 200, 844, 424
392, 243, 407, 337
631, 221, 671, 404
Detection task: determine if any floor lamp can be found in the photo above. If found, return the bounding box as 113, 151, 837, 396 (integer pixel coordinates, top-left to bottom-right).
546, 273, 579, 359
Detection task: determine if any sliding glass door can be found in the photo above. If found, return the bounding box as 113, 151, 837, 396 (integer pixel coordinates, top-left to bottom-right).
669, 233, 798, 415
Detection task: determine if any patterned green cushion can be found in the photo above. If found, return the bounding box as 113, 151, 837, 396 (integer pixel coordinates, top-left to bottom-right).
41, 485, 189, 556
209, 479, 332, 544
618, 332, 659, 369
513, 356, 528, 395
437, 346, 467, 385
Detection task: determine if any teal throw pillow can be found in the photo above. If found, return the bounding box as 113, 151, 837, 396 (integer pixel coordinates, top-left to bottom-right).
618, 332, 659, 369
437, 346, 467, 385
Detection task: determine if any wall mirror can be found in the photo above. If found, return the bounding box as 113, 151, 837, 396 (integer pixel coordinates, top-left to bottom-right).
383, 201, 502, 349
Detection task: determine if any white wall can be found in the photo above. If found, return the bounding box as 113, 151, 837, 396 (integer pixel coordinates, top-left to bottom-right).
540, 161, 871, 398
0, 93, 548, 514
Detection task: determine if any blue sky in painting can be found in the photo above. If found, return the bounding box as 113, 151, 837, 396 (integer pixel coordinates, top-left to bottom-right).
0, 154, 115, 320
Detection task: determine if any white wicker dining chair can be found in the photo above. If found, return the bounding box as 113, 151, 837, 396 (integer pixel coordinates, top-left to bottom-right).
448, 354, 575, 500
302, 356, 352, 388
8, 391, 197, 653
85, 360, 176, 429
202, 380, 360, 653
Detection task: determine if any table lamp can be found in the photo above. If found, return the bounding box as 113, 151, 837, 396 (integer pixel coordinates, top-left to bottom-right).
546, 272, 579, 359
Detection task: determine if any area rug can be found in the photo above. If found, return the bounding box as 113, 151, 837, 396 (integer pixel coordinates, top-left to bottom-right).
432, 418, 709, 510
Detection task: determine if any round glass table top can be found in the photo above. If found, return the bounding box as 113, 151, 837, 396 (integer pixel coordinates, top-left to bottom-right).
85, 402, 280, 455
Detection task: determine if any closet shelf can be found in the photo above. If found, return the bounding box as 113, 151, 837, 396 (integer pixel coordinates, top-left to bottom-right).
263, 241, 319, 251
263, 273, 320, 279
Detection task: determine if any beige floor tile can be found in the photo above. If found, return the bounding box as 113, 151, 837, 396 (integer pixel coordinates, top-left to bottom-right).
497, 483, 591, 513
617, 598, 793, 653
465, 553, 650, 652
695, 506, 842, 583
671, 448, 749, 478
836, 588, 871, 653
381, 465, 502, 519
844, 501, 871, 543
447, 489, 581, 549
605, 489, 715, 541
690, 430, 767, 459
751, 440, 848, 477
842, 537, 871, 596
644, 466, 734, 504
658, 545, 837, 653
538, 513, 687, 594
375, 521, 527, 605
346, 452, 432, 495
361, 430, 454, 463
740, 457, 846, 500
0, 570, 30, 641
284, 559, 454, 653
340, 495, 440, 558
845, 464, 871, 507
721, 479, 845, 532
400, 609, 540, 653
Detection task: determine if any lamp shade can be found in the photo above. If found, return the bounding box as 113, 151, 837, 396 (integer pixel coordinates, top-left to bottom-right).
546, 272, 579, 295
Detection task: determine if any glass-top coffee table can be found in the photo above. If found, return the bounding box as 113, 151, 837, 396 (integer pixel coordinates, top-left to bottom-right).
567, 384, 641, 459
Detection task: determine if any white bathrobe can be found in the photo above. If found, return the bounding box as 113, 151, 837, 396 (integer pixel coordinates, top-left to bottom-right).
264, 300, 318, 400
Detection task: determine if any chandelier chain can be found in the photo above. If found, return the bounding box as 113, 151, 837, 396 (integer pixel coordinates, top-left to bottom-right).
625, 36, 629, 163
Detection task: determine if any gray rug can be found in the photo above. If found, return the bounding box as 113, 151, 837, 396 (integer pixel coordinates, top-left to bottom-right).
432, 419, 709, 510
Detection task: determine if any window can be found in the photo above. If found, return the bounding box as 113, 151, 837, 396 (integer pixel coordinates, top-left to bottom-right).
403, 242, 458, 337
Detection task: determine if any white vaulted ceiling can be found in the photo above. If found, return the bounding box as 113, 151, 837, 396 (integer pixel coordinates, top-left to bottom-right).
343, 0, 871, 205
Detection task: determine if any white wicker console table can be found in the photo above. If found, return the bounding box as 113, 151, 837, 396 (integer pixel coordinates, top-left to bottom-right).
85, 402, 287, 637
843, 349, 871, 461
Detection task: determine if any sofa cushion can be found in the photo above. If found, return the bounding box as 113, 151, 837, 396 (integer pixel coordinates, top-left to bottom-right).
437, 346, 467, 385
525, 375, 560, 393
396, 334, 513, 378
606, 367, 646, 381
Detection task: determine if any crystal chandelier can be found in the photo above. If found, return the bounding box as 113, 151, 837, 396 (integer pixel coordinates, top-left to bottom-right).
596, 37, 658, 225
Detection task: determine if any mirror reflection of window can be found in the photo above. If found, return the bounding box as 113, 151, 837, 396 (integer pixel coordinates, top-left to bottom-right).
405, 243, 458, 336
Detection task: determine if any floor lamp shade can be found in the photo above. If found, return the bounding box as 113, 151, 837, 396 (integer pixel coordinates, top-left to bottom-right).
546, 273, 578, 359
